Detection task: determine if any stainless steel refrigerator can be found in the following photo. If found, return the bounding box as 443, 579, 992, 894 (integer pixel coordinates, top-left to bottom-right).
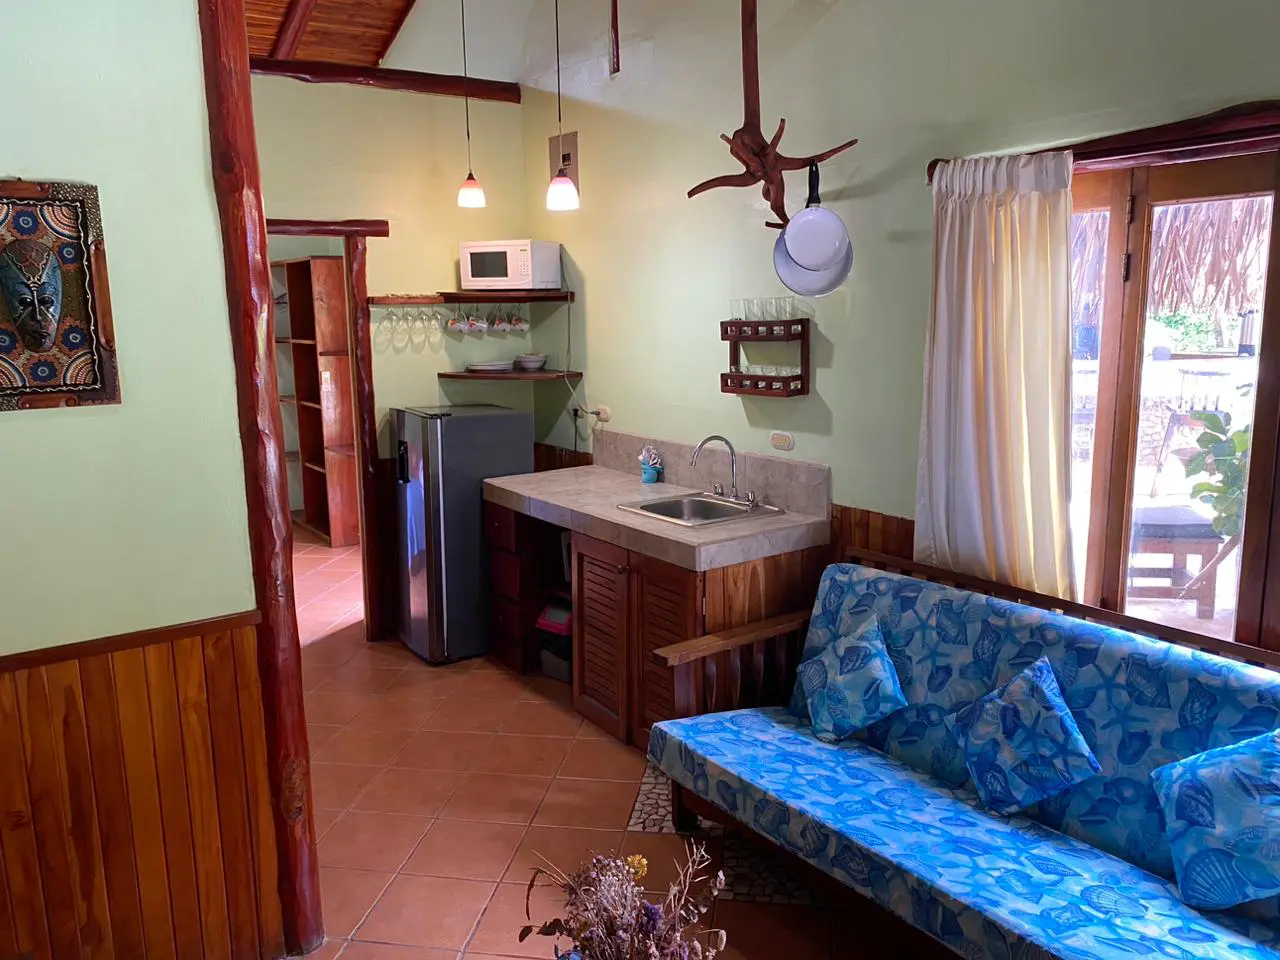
391, 404, 533, 663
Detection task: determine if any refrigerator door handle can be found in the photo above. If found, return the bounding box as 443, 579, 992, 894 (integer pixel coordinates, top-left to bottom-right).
396, 440, 410, 483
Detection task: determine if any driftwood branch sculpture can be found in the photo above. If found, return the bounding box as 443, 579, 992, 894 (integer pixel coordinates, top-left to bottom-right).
688, 0, 858, 228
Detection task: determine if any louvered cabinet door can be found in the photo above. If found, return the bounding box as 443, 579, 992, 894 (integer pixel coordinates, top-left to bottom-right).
629, 555, 703, 747
571, 534, 631, 739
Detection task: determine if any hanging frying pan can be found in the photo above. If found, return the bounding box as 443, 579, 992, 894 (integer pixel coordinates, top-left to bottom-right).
783, 162, 850, 272
773, 232, 853, 298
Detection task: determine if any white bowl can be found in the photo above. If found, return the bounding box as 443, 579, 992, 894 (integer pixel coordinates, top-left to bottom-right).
516, 356, 548, 370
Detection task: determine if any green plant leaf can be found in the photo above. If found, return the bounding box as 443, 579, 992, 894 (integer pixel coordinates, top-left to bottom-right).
1192, 411, 1228, 435
1184, 451, 1210, 477
1196, 430, 1220, 450
1234, 429, 1252, 454
1190, 482, 1224, 497
1211, 440, 1237, 460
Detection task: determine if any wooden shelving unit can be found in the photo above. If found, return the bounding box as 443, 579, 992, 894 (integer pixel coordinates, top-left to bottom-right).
272, 256, 360, 547
720, 317, 811, 398
437, 369, 583, 382
368, 290, 575, 305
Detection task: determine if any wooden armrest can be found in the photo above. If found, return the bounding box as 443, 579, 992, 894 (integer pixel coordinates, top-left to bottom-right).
652, 610, 810, 667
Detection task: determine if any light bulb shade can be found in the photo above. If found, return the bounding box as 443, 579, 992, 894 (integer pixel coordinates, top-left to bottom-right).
457, 173, 486, 208
545, 168, 580, 211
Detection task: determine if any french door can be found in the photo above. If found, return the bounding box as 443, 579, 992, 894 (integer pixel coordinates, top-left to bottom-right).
1069, 152, 1280, 650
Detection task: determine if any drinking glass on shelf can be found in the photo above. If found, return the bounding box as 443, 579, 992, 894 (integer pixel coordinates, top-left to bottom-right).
761, 298, 778, 323
776, 296, 796, 320
729, 298, 745, 321
744, 298, 763, 323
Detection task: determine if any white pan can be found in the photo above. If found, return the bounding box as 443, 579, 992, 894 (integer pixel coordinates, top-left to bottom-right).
783, 162, 850, 272
774, 231, 852, 298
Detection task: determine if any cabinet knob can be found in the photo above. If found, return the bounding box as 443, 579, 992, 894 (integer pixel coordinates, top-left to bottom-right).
614, 564, 629, 574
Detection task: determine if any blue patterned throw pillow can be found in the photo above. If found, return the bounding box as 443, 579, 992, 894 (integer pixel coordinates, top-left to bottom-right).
795, 617, 907, 743
1151, 729, 1280, 910
943, 656, 1101, 815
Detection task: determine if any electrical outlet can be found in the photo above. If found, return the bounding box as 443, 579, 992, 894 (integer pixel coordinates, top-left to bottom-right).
596, 405, 612, 423
770, 431, 795, 451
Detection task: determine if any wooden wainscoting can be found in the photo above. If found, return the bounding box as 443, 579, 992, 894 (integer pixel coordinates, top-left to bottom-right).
830, 504, 915, 561
0, 616, 284, 960
704, 546, 831, 633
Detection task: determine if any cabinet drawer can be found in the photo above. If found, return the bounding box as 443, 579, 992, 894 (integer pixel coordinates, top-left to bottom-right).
490, 548, 526, 601
484, 501, 518, 552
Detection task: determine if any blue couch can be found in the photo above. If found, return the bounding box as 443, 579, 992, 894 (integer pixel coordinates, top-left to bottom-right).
648, 562, 1280, 959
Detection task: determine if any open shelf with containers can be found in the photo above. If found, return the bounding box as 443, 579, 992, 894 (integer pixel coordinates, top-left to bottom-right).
271, 255, 360, 546
720, 316, 810, 398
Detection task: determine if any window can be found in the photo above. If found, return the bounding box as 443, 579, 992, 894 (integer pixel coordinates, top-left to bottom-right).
1068, 152, 1280, 650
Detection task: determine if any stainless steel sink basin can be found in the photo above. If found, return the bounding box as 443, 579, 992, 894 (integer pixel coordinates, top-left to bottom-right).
617, 493, 782, 527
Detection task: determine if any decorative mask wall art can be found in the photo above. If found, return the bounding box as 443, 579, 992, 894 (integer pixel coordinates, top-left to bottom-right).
0, 180, 119, 409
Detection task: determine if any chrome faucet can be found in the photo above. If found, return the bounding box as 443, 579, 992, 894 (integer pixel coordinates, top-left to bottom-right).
691, 435, 739, 501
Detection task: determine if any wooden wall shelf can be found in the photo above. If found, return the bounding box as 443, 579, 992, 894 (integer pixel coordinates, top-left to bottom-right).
721, 316, 811, 398
369, 290, 575, 306
438, 369, 583, 382
272, 255, 360, 547
721, 373, 809, 397
721, 318, 809, 341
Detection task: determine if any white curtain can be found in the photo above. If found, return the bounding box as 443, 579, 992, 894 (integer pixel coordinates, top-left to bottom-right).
914, 152, 1075, 598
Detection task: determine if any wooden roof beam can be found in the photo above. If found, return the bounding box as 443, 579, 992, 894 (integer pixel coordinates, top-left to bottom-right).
250, 56, 522, 103
271, 0, 320, 59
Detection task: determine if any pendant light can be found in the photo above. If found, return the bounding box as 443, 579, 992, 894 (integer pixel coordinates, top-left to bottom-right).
456, 0, 486, 208
546, 0, 580, 211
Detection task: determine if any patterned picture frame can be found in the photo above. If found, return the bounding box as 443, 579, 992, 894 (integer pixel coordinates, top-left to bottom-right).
0, 179, 119, 409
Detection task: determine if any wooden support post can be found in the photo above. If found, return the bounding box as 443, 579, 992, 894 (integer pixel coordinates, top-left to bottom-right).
195, 0, 322, 952
344, 235, 388, 645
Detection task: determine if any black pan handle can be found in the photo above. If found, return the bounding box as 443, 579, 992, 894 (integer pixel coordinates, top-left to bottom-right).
806, 161, 821, 208
396, 440, 410, 483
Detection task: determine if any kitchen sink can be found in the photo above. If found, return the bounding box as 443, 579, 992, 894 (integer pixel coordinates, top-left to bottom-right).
617, 493, 782, 527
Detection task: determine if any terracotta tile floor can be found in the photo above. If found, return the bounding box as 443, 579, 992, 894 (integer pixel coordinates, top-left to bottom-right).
292, 529, 885, 959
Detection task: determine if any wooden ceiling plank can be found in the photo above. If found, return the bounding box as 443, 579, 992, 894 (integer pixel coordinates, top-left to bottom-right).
376, 0, 418, 64
272, 0, 321, 59
250, 56, 521, 103
267, 218, 391, 238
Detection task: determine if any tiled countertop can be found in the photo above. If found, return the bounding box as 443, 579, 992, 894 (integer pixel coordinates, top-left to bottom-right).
483, 466, 830, 571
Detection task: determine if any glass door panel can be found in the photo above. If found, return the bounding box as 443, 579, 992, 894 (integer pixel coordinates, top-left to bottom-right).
1123, 194, 1274, 639
1069, 208, 1110, 593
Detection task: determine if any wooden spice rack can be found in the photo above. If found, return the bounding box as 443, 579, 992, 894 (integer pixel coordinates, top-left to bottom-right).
720, 317, 810, 398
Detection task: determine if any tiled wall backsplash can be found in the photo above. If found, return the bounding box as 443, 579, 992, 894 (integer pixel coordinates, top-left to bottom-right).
592, 428, 831, 518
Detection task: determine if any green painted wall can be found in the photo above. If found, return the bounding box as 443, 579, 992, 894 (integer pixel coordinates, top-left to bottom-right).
0, 0, 254, 653
251, 76, 544, 454
518, 0, 1280, 517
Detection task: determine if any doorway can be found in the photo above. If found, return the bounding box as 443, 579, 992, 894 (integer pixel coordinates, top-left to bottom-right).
266, 220, 389, 652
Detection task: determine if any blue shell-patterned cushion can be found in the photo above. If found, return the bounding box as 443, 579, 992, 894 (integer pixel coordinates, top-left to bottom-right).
944, 656, 1101, 815
796, 617, 907, 743
1151, 729, 1280, 911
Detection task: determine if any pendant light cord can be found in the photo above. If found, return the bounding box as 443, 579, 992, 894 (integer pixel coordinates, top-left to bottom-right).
461, 0, 473, 172
554, 0, 563, 159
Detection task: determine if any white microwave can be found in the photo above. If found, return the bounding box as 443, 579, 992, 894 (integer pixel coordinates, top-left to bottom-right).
459, 240, 562, 291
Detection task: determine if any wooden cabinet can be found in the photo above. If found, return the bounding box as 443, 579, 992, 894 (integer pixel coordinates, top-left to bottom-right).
571, 536, 633, 740
484, 502, 565, 674
273, 255, 360, 546
571, 533, 704, 746
629, 553, 702, 746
